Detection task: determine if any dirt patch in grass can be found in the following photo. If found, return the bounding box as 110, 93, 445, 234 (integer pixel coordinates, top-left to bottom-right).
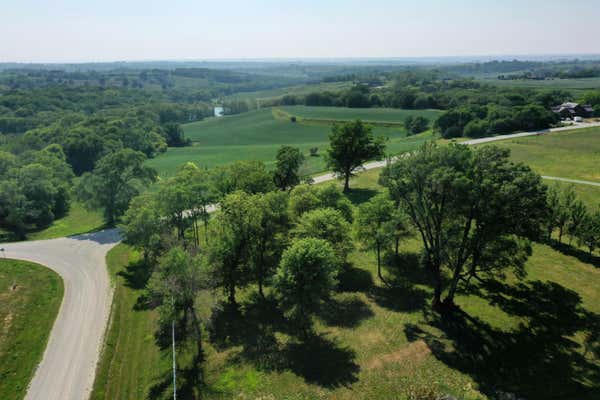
365, 339, 431, 370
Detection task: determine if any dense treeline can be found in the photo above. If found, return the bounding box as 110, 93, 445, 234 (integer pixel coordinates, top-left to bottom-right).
0, 145, 73, 238
273, 70, 600, 137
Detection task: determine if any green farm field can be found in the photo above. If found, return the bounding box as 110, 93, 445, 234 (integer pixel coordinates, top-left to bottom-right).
0, 259, 63, 400
482, 77, 600, 92
147, 108, 435, 177
279, 105, 442, 124
223, 81, 353, 102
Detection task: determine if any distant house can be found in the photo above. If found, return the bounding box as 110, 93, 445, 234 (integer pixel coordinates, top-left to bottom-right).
551, 102, 593, 119
214, 106, 224, 117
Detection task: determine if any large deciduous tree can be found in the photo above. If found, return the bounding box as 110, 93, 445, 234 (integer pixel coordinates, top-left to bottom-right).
148, 247, 208, 371
355, 193, 410, 284
207, 191, 259, 305
120, 193, 165, 263
292, 207, 354, 263
248, 191, 291, 298
273, 238, 339, 337
380, 143, 547, 311
75, 149, 156, 225
273, 145, 305, 191
326, 120, 386, 192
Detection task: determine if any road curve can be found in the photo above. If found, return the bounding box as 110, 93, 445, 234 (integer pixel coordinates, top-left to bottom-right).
1, 229, 121, 400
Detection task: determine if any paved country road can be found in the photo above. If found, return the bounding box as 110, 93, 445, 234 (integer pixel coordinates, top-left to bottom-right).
1, 229, 120, 400
461, 121, 600, 145
541, 176, 600, 187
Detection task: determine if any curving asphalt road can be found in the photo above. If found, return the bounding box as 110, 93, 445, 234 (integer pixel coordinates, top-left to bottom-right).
1, 229, 121, 400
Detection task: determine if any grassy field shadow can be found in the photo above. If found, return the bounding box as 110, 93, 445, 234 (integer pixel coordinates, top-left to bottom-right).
409, 279, 600, 399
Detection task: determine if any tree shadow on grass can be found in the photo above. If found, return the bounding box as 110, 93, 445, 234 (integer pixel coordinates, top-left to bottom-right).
148, 354, 204, 400
337, 265, 374, 292
344, 188, 379, 206
549, 241, 600, 268
318, 295, 374, 328
209, 295, 359, 388
368, 252, 431, 312
408, 279, 600, 400
385, 251, 433, 287
281, 334, 359, 387
117, 259, 155, 311
118, 259, 152, 290
208, 295, 288, 351
369, 283, 429, 312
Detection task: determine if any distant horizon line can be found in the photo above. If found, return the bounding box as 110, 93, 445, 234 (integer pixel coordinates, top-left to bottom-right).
3, 53, 600, 65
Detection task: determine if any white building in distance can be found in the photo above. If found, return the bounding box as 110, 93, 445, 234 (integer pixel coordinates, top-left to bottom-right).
214, 106, 224, 117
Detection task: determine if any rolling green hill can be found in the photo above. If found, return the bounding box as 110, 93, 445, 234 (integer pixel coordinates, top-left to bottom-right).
279, 106, 442, 124
147, 108, 435, 177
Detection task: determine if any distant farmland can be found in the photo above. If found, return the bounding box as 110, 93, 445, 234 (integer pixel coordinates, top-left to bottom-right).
279, 105, 442, 124
146, 107, 437, 177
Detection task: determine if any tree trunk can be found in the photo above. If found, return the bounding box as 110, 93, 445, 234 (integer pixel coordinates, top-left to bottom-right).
228, 284, 237, 306
558, 227, 563, 243
258, 274, 264, 298
430, 264, 443, 310
376, 245, 383, 283
188, 306, 204, 363
343, 172, 350, 192
444, 266, 463, 307
203, 218, 209, 244
395, 237, 399, 257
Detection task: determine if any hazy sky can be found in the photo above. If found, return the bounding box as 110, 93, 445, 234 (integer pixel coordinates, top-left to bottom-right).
2, 0, 600, 62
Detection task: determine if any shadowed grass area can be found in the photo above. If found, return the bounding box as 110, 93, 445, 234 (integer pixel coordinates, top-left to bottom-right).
0, 202, 105, 243
0, 259, 63, 400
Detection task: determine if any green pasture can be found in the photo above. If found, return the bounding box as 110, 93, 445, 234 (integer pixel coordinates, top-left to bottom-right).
0, 259, 63, 400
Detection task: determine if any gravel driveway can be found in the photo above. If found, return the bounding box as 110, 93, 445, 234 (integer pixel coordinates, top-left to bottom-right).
1, 229, 120, 400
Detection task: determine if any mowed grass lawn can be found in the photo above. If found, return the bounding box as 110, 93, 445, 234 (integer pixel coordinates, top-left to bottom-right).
147, 108, 435, 177
483, 127, 600, 182
0, 259, 63, 400
92, 166, 600, 400
91, 245, 171, 400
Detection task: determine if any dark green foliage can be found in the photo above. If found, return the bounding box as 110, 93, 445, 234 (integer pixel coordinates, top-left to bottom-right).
162, 123, 191, 147
355, 193, 410, 283
148, 247, 208, 369
75, 149, 156, 225
292, 208, 354, 262
435, 103, 558, 138
404, 115, 430, 135
380, 143, 547, 310
207, 191, 259, 305
210, 160, 275, 197
288, 184, 353, 222
325, 120, 386, 191
577, 209, 600, 255
273, 238, 339, 335
0, 145, 73, 238
273, 146, 305, 191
